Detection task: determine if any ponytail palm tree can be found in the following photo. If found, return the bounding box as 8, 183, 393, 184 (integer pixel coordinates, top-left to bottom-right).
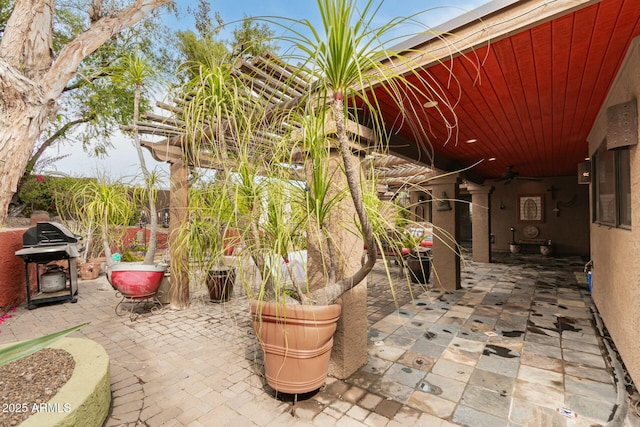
111, 51, 164, 265
177, 0, 458, 306
263, 0, 456, 304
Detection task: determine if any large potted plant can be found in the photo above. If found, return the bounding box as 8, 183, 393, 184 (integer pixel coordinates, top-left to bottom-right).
173, 179, 237, 303
176, 0, 458, 394
400, 229, 433, 284
59, 177, 165, 299
103, 51, 168, 298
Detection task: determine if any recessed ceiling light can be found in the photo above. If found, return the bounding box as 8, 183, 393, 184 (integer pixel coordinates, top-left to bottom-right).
466, 139, 477, 144
422, 100, 438, 108
488, 157, 496, 161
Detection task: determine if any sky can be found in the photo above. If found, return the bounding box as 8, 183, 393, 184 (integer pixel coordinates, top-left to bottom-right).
51, 0, 492, 185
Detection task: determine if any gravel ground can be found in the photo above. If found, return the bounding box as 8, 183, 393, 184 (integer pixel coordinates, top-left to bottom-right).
0, 348, 74, 426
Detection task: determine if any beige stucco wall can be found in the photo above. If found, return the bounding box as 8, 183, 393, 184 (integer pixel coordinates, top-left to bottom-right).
489, 176, 590, 256
587, 37, 640, 385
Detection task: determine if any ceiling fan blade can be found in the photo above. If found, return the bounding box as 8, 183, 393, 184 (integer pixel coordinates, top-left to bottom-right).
518, 176, 542, 181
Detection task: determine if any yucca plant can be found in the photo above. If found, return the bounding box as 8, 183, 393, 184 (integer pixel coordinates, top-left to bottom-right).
171, 176, 237, 292
58, 177, 137, 267
173, 0, 458, 306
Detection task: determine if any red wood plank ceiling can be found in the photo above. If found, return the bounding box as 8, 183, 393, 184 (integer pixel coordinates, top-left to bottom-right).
375, 0, 640, 181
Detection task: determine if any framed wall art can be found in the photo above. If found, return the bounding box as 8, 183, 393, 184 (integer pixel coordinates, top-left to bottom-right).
518, 194, 544, 223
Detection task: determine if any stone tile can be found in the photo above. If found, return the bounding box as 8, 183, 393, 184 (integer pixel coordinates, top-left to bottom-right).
424, 324, 459, 346
349, 370, 381, 389
517, 365, 564, 390
346, 405, 371, 422
461, 384, 511, 418
524, 332, 560, 347
371, 320, 402, 334
406, 390, 457, 418
513, 380, 565, 411
456, 327, 491, 342
396, 350, 435, 372
368, 328, 390, 342
522, 342, 562, 359
431, 359, 475, 383
384, 362, 426, 388
562, 349, 607, 369
363, 412, 390, 427
520, 351, 563, 372
369, 344, 406, 363
562, 330, 599, 345
422, 372, 466, 402
440, 346, 481, 367
410, 340, 447, 358
313, 412, 339, 426
382, 333, 416, 350
486, 336, 524, 352
369, 378, 414, 402
564, 393, 616, 423
343, 386, 367, 404
449, 336, 486, 353
508, 398, 567, 427
393, 325, 427, 340
391, 406, 423, 426
560, 338, 601, 355
476, 352, 520, 378
452, 405, 509, 427
373, 399, 403, 419
563, 363, 612, 384
564, 375, 617, 403
361, 355, 393, 375
468, 369, 516, 396
358, 393, 383, 411
417, 411, 451, 427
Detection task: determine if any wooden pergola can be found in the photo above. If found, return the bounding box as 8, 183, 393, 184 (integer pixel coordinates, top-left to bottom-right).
133, 53, 435, 307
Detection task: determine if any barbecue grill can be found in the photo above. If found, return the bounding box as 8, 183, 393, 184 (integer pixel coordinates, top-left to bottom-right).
15, 222, 81, 309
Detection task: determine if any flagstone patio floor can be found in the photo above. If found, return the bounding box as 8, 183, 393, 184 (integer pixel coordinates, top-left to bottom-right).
1, 252, 638, 426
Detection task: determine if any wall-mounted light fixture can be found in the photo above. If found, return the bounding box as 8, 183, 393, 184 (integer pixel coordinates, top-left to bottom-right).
436, 191, 452, 211
499, 202, 505, 210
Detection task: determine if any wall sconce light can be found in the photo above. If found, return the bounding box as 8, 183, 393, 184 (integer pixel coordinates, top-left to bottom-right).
499, 202, 505, 210
436, 191, 452, 211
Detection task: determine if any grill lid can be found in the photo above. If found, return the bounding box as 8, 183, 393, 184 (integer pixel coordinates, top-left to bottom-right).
22, 222, 80, 247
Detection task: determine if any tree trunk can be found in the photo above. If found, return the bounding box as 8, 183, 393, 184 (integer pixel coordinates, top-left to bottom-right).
0, 0, 172, 225
0, 92, 54, 222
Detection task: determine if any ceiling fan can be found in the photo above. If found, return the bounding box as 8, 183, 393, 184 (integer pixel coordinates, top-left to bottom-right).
498, 165, 541, 184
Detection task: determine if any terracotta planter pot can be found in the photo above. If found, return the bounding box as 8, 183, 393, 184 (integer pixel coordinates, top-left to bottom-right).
206, 267, 236, 302
78, 262, 100, 280
109, 264, 167, 300
251, 299, 342, 394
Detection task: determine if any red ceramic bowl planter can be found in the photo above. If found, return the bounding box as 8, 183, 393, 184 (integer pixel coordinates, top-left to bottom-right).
109, 264, 167, 300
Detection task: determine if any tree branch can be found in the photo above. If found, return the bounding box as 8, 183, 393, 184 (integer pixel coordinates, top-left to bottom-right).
43, 0, 172, 100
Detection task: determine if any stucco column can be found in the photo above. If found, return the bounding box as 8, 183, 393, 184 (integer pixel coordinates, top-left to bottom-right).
426, 176, 461, 290
169, 160, 190, 309
306, 150, 368, 378
467, 183, 493, 263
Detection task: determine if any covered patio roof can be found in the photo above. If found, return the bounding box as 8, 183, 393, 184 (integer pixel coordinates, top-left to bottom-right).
380, 0, 640, 182
136, 0, 640, 190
